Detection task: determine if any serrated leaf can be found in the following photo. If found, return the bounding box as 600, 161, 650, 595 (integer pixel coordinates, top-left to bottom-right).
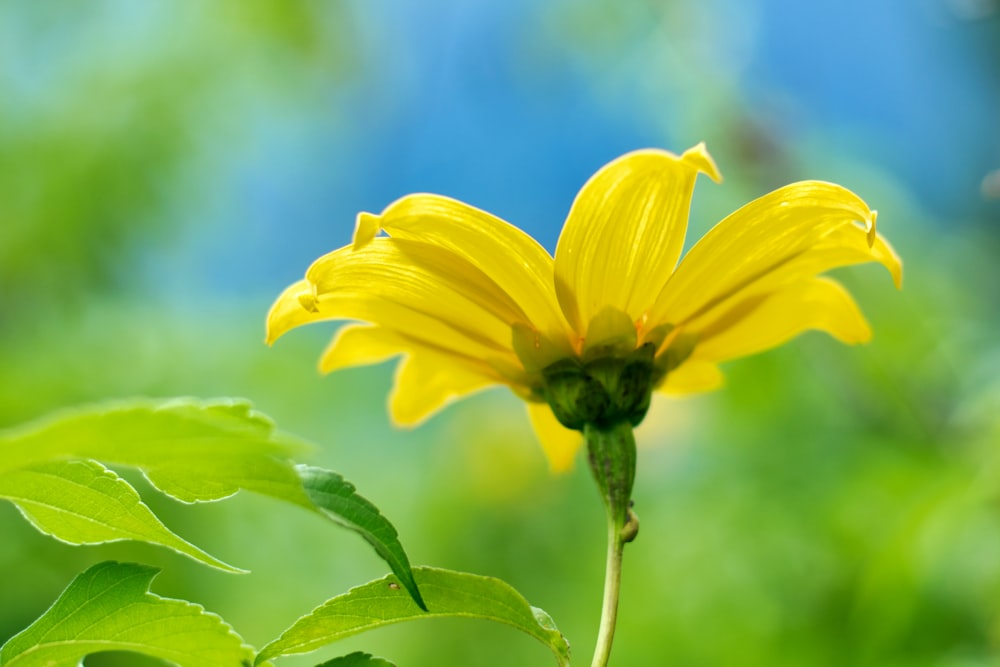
0, 398, 313, 506
297, 465, 425, 610
314, 652, 396, 667
0, 561, 253, 667
0, 399, 424, 606
256, 567, 571, 667
0, 459, 244, 573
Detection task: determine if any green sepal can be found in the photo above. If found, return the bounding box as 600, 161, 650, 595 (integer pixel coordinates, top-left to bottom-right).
539, 343, 658, 430
541, 358, 610, 430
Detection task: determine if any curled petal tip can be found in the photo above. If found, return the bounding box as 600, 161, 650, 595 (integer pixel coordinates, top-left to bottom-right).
683, 142, 723, 184
297, 291, 319, 313
866, 209, 878, 248
266, 279, 320, 345
353, 212, 381, 249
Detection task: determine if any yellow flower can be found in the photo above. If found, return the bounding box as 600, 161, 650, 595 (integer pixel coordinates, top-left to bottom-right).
267, 144, 901, 471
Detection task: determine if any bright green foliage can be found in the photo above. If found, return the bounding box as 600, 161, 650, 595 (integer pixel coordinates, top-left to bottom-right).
314, 652, 396, 667
0, 459, 243, 573
0, 561, 253, 667
298, 465, 425, 610
0, 398, 310, 573
256, 567, 571, 667
0, 399, 574, 666
0, 398, 312, 505
0, 399, 426, 607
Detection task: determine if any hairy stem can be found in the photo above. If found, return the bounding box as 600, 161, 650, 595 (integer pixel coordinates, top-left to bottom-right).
586, 422, 638, 667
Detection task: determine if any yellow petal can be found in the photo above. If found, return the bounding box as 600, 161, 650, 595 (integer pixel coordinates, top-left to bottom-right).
358, 194, 572, 348
526, 401, 582, 472
353, 211, 381, 248
794, 221, 902, 289
266, 279, 319, 345
657, 359, 724, 395
318, 323, 506, 427
267, 238, 527, 364
554, 144, 721, 335
321, 320, 501, 379
651, 181, 898, 329
389, 350, 497, 427
318, 323, 406, 373
693, 277, 871, 362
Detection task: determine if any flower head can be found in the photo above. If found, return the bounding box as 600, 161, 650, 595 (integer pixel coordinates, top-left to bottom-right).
267, 144, 901, 471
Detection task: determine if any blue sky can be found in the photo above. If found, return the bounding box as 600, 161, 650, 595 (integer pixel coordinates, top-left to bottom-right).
137, 0, 996, 296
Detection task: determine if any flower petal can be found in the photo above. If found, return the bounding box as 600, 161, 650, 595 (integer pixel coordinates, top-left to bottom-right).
692, 277, 871, 362
267, 238, 529, 364
317, 323, 503, 427
650, 181, 899, 330
526, 402, 583, 472
318, 323, 407, 373
657, 359, 724, 395
356, 194, 572, 347
553, 144, 721, 335
266, 279, 321, 345
389, 350, 497, 427
321, 320, 501, 377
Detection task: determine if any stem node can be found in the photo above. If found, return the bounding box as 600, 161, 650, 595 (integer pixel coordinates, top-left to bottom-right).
620, 508, 639, 544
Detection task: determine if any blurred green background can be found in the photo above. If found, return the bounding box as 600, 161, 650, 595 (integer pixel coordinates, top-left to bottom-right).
2, 0, 999, 665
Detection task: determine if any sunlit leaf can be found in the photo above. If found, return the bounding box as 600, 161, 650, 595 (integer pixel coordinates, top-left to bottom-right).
0, 561, 253, 667
0, 459, 244, 573
0, 398, 310, 573
314, 652, 396, 667
0, 398, 313, 505
256, 567, 571, 667
0, 399, 425, 606
297, 465, 425, 610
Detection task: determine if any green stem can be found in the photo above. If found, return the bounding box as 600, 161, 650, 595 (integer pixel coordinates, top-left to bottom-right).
585, 422, 639, 667
592, 509, 627, 667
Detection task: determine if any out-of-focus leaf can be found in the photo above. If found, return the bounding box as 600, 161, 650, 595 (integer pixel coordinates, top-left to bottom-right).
0, 398, 312, 506
256, 567, 571, 667
0, 459, 244, 573
0, 561, 253, 667
314, 652, 396, 667
297, 465, 425, 610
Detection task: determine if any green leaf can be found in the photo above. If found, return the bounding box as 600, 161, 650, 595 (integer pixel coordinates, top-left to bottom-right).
314, 652, 396, 667
0, 399, 424, 607
256, 567, 571, 667
0, 561, 254, 667
0, 398, 311, 572
297, 465, 425, 610
0, 398, 313, 506
0, 459, 244, 573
